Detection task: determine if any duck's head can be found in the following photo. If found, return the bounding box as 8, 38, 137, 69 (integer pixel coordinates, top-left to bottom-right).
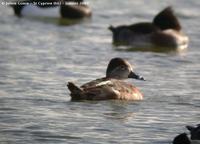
173, 133, 191, 144
186, 124, 200, 140
153, 6, 181, 31
106, 57, 145, 80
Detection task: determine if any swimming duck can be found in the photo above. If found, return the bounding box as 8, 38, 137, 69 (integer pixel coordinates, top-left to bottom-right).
173, 133, 191, 144
173, 133, 200, 144
10, 0, 91, 19
109, 6, 189, 50
67, 57, 145, 101
186, 124, 200, 140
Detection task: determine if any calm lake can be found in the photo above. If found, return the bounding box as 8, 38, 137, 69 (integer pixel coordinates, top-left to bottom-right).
0, 0, 199, 143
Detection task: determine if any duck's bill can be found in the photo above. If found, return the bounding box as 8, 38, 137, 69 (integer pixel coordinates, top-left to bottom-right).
128, 71, 145, 81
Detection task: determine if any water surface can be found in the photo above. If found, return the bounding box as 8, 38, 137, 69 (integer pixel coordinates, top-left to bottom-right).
0, 0, 200, 143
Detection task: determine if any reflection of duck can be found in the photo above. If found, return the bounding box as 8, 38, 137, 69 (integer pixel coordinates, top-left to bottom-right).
186, 124, 200, 140
109, 7, 189, 50
10, 0, 91, 19
67, 58, 145, 101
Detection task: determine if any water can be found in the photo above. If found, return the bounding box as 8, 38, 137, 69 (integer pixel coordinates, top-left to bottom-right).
0, 0, 200, 143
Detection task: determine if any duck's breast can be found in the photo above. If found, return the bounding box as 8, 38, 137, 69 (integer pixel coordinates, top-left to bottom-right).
151, 29, 189, 49
111, 80, 143, 100
119, 84, 143, 100
164, 29, 189, 49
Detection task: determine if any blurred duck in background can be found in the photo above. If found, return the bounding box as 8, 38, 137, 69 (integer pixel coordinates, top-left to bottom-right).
173, 133, 191, 144
173, 124, 200, 144
186, 124, 200, 140
10, 0, 91, 19
109, 7, 189, 51
173, 133, 200, 144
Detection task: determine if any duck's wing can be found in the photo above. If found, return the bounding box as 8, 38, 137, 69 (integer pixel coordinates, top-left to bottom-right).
69, 79, 143, 101
81, 77, 108, 89
109, 23, 160, 35
67, 81, 115, 101
83, 79, 143, 100
82, 86, 118, 100
79, 78, 119, 100
127, 22, 160, 34
82, 79, 143, 101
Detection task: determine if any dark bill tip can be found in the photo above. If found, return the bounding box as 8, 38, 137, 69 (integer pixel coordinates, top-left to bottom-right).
128, 71, 145, 81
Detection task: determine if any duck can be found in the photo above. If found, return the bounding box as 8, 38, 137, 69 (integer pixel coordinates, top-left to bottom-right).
173, 133, 191, 144
10, 0, 91, 19
186, 124, 200, 140
173, 133, 200, 144
109, 6, 189, 50
67, 57, 145, 101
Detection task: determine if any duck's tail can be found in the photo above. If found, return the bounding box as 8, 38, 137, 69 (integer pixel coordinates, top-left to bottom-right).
153, 6, 181, 31
67, 82, 83, 100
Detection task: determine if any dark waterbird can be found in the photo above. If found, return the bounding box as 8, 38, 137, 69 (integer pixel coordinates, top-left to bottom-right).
109, 6, 189, 51
10, 0, 91, 19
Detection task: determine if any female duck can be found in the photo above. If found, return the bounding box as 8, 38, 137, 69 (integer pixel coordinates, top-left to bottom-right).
109, 7, 189, 50
10, 0, 91, 19
67, 57, 145, 101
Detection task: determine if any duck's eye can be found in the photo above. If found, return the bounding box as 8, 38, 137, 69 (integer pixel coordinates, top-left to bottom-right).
120, 66, 126, 70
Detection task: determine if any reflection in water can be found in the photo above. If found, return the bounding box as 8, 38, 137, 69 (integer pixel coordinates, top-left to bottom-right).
104, 111, 134, 121
102, 101, 138, 122
113, 44, 188, 53
0, 0, 200, 143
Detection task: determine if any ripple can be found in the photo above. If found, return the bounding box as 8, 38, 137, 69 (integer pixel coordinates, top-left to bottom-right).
0, 0, 200, 144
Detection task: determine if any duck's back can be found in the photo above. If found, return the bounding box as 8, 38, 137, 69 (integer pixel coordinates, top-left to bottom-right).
78, 78, 143, 101
127, 23, 160, 34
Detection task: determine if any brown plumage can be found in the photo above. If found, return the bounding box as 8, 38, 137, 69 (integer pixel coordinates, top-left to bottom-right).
67, 58, 145, 101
